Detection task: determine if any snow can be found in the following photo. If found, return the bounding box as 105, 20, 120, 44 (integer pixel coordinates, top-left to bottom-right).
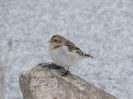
0, 0, 133, 99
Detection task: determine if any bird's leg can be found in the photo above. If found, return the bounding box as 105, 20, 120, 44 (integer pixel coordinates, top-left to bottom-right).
61, 67, 70, 76
48, 62, 62, 69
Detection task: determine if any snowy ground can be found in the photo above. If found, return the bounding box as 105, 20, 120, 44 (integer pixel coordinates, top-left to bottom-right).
0, 0, 133, 99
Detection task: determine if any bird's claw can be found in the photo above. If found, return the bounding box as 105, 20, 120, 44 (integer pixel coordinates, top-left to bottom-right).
61, 70, 70, 76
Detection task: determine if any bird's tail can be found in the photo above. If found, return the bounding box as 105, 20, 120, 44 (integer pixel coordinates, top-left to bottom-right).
86, 54, 94, 58
75, 49, 94, 58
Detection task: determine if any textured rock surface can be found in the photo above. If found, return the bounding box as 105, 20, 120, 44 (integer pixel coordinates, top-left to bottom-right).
19, 63, 118, 99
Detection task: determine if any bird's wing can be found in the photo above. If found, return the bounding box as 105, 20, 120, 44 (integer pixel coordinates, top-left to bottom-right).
74, 48, 94, 58
65, 40, 94, 58
65, 40, 76, 51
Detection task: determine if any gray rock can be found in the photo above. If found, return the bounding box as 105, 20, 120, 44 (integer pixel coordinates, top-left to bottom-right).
19, 63, 118, 99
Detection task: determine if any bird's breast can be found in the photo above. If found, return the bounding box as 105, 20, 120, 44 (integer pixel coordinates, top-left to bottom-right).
48, 46, 81, 67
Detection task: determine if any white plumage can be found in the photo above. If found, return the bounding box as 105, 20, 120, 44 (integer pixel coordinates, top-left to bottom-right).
48, 34, 94, 68
48, 45, 85, 67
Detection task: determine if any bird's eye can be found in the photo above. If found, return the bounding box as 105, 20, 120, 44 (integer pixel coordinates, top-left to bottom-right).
54, 39, 57, 42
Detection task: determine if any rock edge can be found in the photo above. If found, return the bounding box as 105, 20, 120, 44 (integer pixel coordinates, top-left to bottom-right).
19, 62, 118, 99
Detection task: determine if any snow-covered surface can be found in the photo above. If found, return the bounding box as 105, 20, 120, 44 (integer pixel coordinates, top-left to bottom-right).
0, 0, 133, 99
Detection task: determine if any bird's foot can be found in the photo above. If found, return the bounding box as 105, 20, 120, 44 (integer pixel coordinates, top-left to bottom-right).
61, 67, 70, 76
61, 71, 70, 76
61, 70, 70, 76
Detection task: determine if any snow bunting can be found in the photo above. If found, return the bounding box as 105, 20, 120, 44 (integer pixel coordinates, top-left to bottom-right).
48, 34, 94, 76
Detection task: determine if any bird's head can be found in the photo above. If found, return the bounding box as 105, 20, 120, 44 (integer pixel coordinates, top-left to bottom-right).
48, 35, 66, 49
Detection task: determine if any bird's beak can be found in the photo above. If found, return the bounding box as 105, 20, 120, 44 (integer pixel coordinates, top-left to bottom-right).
48, 39, 52, 43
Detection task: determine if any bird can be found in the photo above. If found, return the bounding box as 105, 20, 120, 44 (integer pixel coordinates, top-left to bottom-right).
48, 34, 94, 76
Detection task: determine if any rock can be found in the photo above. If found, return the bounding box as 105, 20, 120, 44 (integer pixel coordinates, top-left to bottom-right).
19, 62, 118, 99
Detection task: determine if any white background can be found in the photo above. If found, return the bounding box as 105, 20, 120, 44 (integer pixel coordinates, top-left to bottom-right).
0, 0, 133, 99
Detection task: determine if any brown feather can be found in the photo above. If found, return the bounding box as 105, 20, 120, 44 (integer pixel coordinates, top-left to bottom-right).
65, 40, 94, 58
65, 40, 79, 51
